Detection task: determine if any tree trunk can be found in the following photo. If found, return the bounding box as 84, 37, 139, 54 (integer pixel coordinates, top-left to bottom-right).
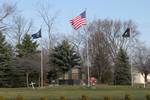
38, 74, 41, 87
63, 73, 65, 79
26, 72, 29, 88
144, 73, 148, 84
68, 65, 72, 80
99, 72, 103, 83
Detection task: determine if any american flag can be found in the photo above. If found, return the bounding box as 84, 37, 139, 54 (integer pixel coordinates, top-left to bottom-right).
70, 11, 86, 30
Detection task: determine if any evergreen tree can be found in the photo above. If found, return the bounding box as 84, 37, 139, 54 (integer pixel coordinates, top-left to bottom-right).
16, 34, 39, 57
15, 34, 39, 87
114, 48, 131, 85
0, 32, 14, 87
10, 59, 26, 87
50, 40, 81, 79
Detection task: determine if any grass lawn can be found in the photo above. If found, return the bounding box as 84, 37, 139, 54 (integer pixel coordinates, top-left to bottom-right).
0, 85, 149, 100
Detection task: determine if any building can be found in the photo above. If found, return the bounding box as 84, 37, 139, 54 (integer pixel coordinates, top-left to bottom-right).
132, 68, 150, 87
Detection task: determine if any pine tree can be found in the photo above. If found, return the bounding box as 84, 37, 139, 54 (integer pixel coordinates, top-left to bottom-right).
16, 34, 39, 57
50, 40, 81, 79
10, 59, 26, 87
114, 48, 131, 85
0, 31, 14, 87
15, 34, 39, 87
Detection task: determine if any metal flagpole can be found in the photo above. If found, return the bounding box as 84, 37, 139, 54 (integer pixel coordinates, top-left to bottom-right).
86, 33, 90, 87
123, 28, 133, 87
40, 35, 43, 88
128, 29, 133, 87
130, 52, 133, 87
70, 9, 88, 86
84, 8, 90, 87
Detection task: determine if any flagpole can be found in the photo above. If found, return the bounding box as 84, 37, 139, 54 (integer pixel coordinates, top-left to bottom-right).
130, 37, 133, 87
84, 9, 90, 87
128, 28, 133, 87
130, 53, 133, 87
40, 34, 43, 88
87, 33, 90, 87
122, 28, 133, 87
70, 10, 88, 86
127, 28, 133, 87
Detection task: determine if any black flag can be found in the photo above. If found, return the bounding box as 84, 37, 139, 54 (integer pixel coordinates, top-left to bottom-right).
122, 28, 130, 38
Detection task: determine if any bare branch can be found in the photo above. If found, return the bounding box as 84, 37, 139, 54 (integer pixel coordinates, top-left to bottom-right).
0, 2, 17, 31
0, 3, 16, 22
10, 15, 33, 44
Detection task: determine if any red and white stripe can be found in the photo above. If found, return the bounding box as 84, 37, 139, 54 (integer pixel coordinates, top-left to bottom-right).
70, 16, 86, 30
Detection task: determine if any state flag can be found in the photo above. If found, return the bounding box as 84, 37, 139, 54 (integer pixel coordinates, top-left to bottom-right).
32, 29, 41, 39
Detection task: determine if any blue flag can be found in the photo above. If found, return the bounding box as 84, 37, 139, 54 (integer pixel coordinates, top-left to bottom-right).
32, 29, 41, 39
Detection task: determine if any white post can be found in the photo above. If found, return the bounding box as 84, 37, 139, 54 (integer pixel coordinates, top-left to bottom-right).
41, 37, 44, 88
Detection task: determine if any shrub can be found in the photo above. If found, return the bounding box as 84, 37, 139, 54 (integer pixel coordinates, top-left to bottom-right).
40, 96, 48, 100
81, 95, 89, 100
124, 94, 132, 100
146, 94, 150, 100
60, 96, 67, 100
104, 96, 112, 100
16, 95, 24, 100
0, 96, 4, 100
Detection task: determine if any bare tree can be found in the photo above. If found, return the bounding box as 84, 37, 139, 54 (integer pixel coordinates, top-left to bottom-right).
80, 19, 140, 83
37, 2, 58, 51
0, 2, 16, 31
133, 44, 150, 84
89, 32, 112, 83
37, 3, 59, 84
69, 31, 85, 53
87, 19, 139, 63
11, 15, 33, 44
